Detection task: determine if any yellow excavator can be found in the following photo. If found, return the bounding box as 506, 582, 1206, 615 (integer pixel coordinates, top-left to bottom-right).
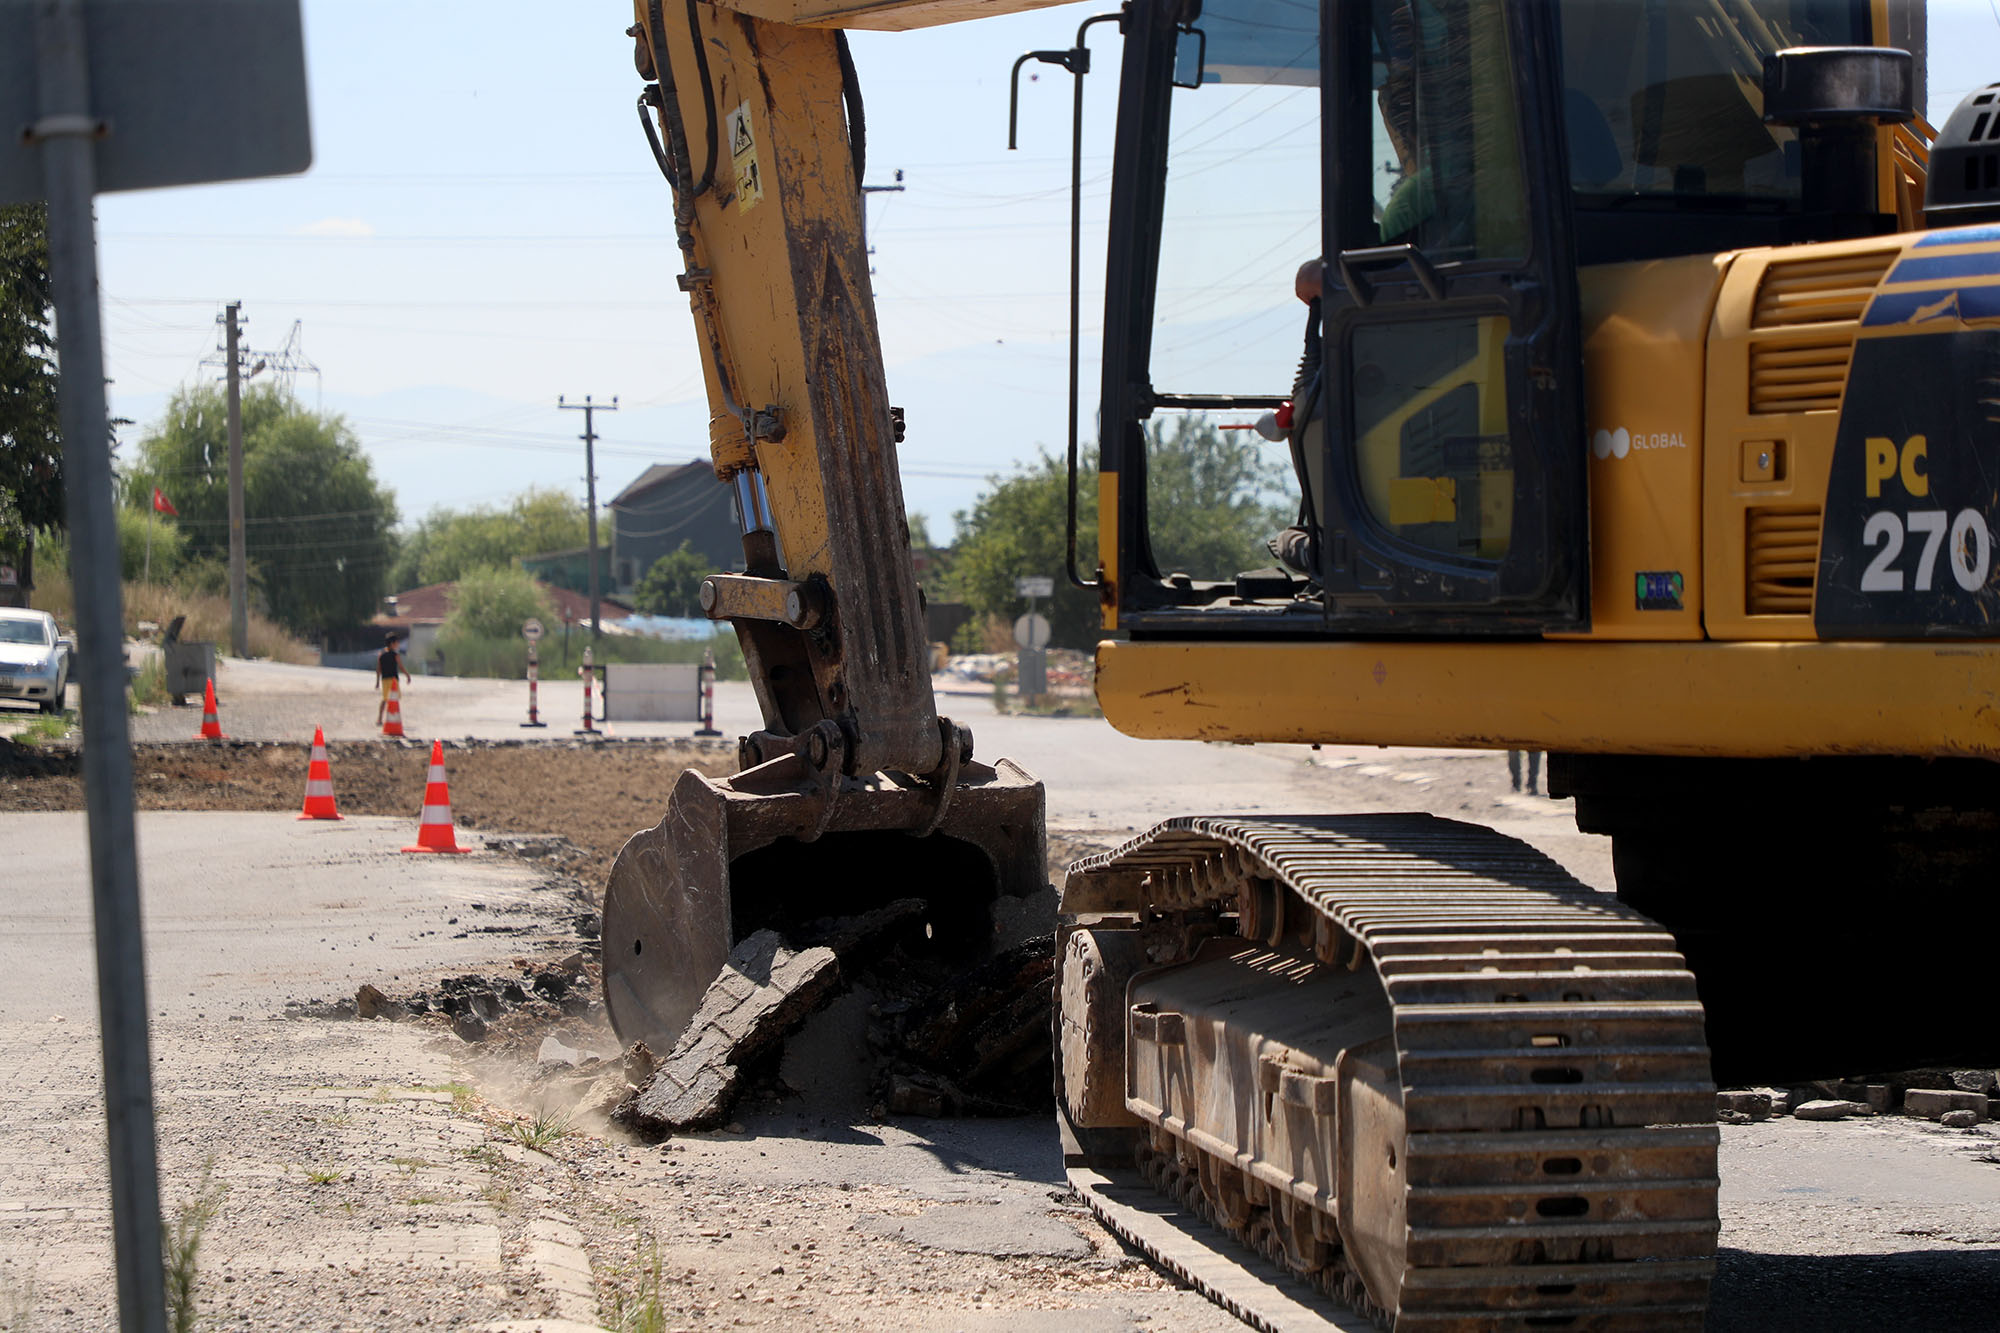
604, 0, 2000, 1324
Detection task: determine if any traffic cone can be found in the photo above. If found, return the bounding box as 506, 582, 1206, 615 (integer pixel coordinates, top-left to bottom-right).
298, 727, 343, 821
381, 677, 406, 738
402, 740, 469, 854
197, 677, 226, 740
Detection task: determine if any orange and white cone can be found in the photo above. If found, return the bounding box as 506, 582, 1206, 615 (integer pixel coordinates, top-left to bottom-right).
402, 740, 469, 854
198, 677, 226, 740
381, 677, 406, 738
298, 727, 343, 820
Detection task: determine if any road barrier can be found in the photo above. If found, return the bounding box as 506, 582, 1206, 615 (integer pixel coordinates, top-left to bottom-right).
298, 727, 342, 820
602, 662, 701, 723
197, 677, 225, 740
402, 740, 469, 854
521, 644, 546, 728
696, 649, 722, 737
381, 677, 406, 738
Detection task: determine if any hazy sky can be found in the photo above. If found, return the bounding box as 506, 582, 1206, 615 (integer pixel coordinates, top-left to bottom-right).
89, 1, 2000, 546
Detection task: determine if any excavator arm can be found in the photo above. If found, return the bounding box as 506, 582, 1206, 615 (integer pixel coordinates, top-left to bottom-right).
602, 0, 1051, 1054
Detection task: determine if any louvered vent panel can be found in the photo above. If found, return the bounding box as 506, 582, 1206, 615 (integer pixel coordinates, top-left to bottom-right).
1746, 505, 1822, 616
1749, 339, 1855, 412
1752, 251, 1897, 328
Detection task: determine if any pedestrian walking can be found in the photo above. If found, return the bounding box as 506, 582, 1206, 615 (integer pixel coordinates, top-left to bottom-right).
376, 633, 412, 727
1508, 749, 1542, 795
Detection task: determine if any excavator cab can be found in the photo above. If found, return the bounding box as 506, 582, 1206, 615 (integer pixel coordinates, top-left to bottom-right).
1095, 0, 1904, 637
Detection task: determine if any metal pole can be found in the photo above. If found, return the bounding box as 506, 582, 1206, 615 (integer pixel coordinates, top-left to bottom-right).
559, 395, 616, 642
31, 4, 167, 1330
224, 302, 247, 658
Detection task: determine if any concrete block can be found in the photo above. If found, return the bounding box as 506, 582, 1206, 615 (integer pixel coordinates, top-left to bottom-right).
1793, 1099, 1870, 1122
1904, 1088, 1987, 1122
1942, 1110, 1981, 1129
1716, 1091, 1772, 1120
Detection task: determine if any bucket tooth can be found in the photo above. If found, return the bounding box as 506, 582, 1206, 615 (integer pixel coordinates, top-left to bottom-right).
603, 753, 1044, 1053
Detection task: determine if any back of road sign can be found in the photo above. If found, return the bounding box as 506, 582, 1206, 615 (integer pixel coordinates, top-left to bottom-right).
0, 0, 311, 206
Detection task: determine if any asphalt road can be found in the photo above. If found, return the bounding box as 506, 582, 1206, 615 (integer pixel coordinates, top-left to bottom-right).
0, 812, 563, 1020
9, 664, 2000, 1328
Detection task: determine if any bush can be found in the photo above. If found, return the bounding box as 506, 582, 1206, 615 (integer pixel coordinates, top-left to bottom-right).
115, 508, 186, 582
443, 565, 554, 640
633, 542, 709, 618
26, 564, 318, 664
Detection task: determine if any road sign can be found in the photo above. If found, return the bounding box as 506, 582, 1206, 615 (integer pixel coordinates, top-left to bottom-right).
1013, 613, 1051, 649
0, 1, 312, 206
522, 618, 544, 642
1015, 575, 1054, 598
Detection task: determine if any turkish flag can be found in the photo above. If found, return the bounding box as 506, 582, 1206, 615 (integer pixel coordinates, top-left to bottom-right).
151, 487, 178, 517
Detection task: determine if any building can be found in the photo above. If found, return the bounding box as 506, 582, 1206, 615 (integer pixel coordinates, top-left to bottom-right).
608, 462, 741, 594
519, 545, 612, 598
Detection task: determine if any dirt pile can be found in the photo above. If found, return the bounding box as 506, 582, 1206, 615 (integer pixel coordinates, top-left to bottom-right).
0, 736, 735, 889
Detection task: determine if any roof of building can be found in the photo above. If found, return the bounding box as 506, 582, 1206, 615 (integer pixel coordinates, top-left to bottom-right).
375, 579, 632, 629
609, 460, 711, 508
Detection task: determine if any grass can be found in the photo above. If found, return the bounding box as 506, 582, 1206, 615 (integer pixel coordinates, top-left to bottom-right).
8, 713, 72, 745
0, 1269, 36, 1332
602, 1234, 668, 1333
403, 1194, 448, 1206
414, 1080, 477, 1113
30, 566, 318, 665
163, 1158, 226, 1333
504, 1111, 574, 1151
300, 1167, 344, 1186
129, 656, 168, 709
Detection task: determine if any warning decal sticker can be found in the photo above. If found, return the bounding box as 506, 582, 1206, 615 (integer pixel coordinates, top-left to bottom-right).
728, 101, 762, 212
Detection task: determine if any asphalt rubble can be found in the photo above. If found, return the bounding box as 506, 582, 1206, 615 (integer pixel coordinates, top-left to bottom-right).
1719, 1068, 2000, 1128
305, 876, 1056, 1140
613, 895, 1057, 1136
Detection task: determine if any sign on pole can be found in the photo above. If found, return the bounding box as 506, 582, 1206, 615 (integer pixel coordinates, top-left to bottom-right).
522, 618, 544, 642
1015, 575, 1054, 599
0, 1, 311, 206
11, 6, 311, 1329
1013, 612, 1051, 650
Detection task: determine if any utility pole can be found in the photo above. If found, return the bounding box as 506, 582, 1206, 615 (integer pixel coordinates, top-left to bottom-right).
222, 302, 247, 658
860, 168, 905, 272
559, 394, 616, 639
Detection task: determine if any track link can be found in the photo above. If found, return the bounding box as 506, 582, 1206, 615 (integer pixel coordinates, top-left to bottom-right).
1059, 814, 1719, 1330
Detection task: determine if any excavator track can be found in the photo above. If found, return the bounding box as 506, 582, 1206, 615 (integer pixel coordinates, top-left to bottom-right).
1057, 815, 1719, 1331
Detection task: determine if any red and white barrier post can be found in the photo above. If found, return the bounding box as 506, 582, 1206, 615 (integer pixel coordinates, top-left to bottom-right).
520, 617, 547, 728
576, 644, 598, 736
695, 646, 722, 737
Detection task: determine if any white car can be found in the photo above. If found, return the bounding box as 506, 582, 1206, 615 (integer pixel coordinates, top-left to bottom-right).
0, 608, 71, 715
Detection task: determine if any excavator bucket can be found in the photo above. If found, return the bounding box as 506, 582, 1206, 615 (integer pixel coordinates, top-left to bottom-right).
601, 753, 1046, 1053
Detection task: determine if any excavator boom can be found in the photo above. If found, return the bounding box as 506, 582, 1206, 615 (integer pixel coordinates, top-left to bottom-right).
602, 0, 1049, 1054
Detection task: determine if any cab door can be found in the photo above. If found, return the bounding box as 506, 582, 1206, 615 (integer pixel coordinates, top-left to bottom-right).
1313, 0, 1586, 630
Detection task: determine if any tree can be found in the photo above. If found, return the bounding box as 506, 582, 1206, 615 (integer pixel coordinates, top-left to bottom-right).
633, 540, 709, 618
948, 448, 1097, 650
946, 419, 1292, 649
441, 564, 554, 639
0, 204, 63, 601
390, 487, 589, 590
1140, 413, 1294, 577
122, 384, 399, 634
